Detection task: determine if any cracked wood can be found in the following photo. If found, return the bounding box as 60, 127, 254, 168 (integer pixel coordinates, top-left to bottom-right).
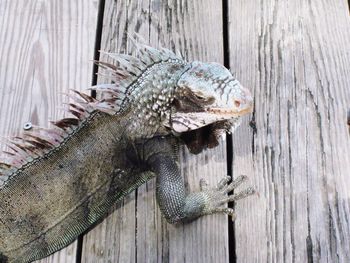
229, 0, 350, 262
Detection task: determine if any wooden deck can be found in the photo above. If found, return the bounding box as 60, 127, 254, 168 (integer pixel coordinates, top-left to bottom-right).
0, 0, 349, 262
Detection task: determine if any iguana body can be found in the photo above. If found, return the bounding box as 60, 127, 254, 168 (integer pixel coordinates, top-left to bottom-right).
0, 45, 253, 263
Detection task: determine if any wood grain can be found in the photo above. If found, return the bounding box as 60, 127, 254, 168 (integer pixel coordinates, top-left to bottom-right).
0, 0, 98, 262
229, 0, 350, 262
81, 0, 229, 262
3, 0, 348, 262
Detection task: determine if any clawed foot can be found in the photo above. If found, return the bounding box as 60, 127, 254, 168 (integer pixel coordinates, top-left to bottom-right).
199, 175, 255, 220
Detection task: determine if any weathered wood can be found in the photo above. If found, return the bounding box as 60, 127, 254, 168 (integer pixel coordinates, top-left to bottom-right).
4, 0, 349, 262
0, 0, 98, 262
229, 0, 350, 262
81, 0, 229, 262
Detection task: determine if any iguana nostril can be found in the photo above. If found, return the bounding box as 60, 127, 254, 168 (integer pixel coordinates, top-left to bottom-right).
234, 100, 241, 108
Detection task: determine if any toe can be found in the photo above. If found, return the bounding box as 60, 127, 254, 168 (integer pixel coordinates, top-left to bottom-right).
223, 174, 248, 193
216, 175, 231, 190
200, 178, 209, 190
213, 207, 235, 217
218, 187, 256, 204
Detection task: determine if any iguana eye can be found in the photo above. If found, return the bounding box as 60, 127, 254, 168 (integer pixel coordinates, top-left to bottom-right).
191, 92, 215, 105
193, 93, 206, 100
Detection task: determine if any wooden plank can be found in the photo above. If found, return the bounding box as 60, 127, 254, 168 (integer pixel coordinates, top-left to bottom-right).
0, 0, 98, 262
229, 0, 350, 262
81, 0, 229, 262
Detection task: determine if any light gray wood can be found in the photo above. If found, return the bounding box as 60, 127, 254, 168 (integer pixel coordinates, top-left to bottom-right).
0, 0, 98, 262
229, 0, 350, 262
82, 0, 229, 262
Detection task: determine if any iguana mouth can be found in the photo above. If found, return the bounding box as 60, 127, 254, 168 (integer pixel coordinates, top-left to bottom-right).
206, 106, 253, 116
180, 120, 232, 154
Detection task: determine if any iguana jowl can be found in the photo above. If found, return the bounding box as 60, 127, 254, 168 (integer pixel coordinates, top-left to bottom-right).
0, 45, 254, 263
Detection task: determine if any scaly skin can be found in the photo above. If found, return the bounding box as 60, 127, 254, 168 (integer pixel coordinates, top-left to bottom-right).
0, 45, 254, 263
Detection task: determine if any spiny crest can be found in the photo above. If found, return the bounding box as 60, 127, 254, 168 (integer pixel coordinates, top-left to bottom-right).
0, 90, 97, 186
0, 44, 183, 186
90, 44, 183, 114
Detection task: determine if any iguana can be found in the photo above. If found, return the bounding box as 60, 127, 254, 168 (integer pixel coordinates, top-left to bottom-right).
0, 44, 254, 263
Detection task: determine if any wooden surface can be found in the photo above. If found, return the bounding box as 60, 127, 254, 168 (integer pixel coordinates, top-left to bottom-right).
230, 0, 350, 262
1, 0, 350, 262
0, 0, 98, 262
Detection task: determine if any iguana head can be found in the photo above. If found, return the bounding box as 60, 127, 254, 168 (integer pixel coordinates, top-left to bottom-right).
89, 47, 252, 153
168, 61, 253, 153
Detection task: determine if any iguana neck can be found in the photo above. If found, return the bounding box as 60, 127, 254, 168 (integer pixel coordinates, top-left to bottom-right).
122, 60, 190, 138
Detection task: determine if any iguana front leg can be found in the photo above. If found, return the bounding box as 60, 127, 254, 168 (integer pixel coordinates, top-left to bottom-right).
147, 143, 255, 224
